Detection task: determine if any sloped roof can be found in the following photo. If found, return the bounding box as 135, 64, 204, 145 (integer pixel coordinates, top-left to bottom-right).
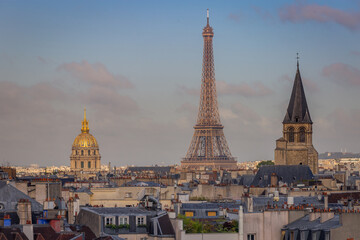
283, 214, 340, 231
120, 180, 163, 187
69, 225, 96, 240
250, 165, 314, 187
283, 63, 312, 124
0, 181, 43, 212
0, 227, 29, 240
81, 207, 158, 216
181, 202, 241, 210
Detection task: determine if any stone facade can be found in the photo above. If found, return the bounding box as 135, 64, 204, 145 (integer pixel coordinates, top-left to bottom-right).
275, 123, 318, 173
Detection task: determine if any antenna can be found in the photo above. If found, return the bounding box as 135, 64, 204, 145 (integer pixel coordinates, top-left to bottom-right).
296, 52, 299, 70
207, 9, 209, 25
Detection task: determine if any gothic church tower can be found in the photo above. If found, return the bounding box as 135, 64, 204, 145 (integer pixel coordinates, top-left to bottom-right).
275, 59, 318, 173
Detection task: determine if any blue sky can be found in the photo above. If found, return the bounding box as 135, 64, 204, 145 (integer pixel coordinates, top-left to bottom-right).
1, 0, 360, 166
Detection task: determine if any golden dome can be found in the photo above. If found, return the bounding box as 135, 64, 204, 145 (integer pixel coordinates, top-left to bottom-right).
72, 132, 98, 148
72, 108, 99, 148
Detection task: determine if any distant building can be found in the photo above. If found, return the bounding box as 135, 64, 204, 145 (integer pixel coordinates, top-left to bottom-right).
0, 167, 16, 179
250, 165, 314, 188
76, 207, 175, 239
70, 108, 101, 172
275, 59, 318, 173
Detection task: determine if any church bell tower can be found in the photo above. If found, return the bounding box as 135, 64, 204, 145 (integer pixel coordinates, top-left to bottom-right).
275, 56, 318, 173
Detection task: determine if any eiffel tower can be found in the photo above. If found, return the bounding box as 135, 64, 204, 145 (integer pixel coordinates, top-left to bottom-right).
181, 10, 237, 170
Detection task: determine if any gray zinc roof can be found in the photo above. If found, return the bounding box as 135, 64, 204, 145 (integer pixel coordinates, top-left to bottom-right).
283, 214, 341, 231
250, 165, 314, 187
0, 181, 43, 212
81, 207, 160, 216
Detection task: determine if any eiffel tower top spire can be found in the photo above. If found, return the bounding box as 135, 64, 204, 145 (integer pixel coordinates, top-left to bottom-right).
197, 9, 221, 126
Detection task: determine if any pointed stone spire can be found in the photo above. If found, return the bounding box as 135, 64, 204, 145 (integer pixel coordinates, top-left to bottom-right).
81, 107, 89, 133
283, 56, 312, 124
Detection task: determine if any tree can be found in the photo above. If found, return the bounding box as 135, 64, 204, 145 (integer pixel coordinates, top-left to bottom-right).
257, 160, 274, 168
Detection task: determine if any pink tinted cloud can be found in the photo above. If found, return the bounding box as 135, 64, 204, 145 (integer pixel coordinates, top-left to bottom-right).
58, 60, 134, 89
81, 86, 138, 115
176, 85, 200, 96
350, 50, 360, 56
178, 81, 273, 97
280, 74, 319, 93
322, 63, 360, 86
228, 12, 242, 22
217, 81, 273, 97
279, 3, 360, 30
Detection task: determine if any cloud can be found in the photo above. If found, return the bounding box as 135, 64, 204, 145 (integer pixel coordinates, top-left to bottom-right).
176, 85, 200, 96
252, 6, 274, 21
322, 63, 360, 86
37, 56, 49, 64
81, 86, 138, 115
217, 81, 273, 97
231, 103, 262, 123
228, 12, 242, 22
176, 102, 197, 114
316, 108, 360, 152
280, 74, 319, 93
279, 2, 360, 30
58, 60, 134, 89
350, 50, 360, 56
178, 81, 273, 97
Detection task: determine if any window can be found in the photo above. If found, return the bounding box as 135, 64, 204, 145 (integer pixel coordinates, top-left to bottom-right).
88, 161, 91, 168
247, 234, 255, 240
105, 217, 114, 225
299, 127, 306, 143
75, 161, 77, 168
88, 150, 91, 156
119, 217, 128, 225
185, 211, 194, 217
207, 211, 217, 216
125, 192, 132, 198
137, 216, 145, 225
94, 150, 96, 155
81, 150, 84, 156
288, 127, 295, 142
81, 161, 84, 168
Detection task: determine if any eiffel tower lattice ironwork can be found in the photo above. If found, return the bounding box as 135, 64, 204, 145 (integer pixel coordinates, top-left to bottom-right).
181, 10, 237, 170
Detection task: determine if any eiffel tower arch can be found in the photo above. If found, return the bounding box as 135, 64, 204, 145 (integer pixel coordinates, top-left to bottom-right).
181, 10, 237, 170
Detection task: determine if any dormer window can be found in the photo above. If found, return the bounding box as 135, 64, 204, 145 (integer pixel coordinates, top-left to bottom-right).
105, 217, 114, 225
119, 216, 128, 225
137, 216, 145, 225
